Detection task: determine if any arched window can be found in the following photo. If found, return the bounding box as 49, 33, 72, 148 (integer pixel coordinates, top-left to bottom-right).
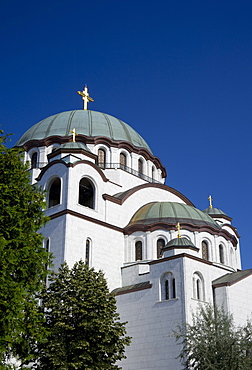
193, 272, 204, 301
79, 178, 94, 209
135, 241, 142, 261
98, 149, 106, 169
120, 152, 127, 170
157, 238, 165, 259
219, 244, 224, 264
202, 241, 209, 261
85, 239, 90, 267
138, 158, 143, 174
48, 178, 61, 208
152, 166, 155, 180
31, 152, 38, 169
165, 280, 169, 300
161, 272, 176, 301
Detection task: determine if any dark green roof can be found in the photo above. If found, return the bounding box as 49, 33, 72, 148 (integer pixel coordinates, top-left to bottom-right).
16, 110, 152, 152
128, 202, 220, 229
212, 269, 252, 287
59, 141, 91, 151
202, 207, 228, 217
164, 237, 196, 249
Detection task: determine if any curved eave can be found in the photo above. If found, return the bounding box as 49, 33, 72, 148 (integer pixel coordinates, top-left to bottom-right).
124, 221, 238, 246
207, 213, 232, 222
103, 184, 194, 206
18, 135, 166, 179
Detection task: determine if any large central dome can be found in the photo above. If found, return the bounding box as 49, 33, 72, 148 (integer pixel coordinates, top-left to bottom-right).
16, 110, 152, 152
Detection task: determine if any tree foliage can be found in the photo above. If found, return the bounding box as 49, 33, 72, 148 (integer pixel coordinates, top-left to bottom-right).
175, 304, 252, 370
35, 261, 131, 370
0, 132, 51, 365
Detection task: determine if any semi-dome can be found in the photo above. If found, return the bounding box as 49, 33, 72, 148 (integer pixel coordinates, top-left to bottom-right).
128, 202, 220, 229
16, 110, 152, 153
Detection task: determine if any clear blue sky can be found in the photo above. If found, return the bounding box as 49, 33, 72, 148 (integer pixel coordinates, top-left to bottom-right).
1, 0, 252, 269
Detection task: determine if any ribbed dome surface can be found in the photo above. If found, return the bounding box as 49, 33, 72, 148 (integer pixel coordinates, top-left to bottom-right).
16, 110, 152, 152
128, 202, 220, 228
164, 237, 196, 249
202, 207, 227, 216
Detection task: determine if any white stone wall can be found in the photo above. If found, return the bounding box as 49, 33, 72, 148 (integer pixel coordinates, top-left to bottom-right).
214, 276, 252, 326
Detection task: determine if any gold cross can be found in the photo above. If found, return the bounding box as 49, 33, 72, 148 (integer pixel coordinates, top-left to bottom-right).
70, 128, 77, 142
208, 195, 213, 209
176, 222, 181, 238
77, 85, 94, 110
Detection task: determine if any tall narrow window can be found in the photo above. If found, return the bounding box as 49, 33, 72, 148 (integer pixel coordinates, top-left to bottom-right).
165, 280, 169, 300
157, 238, 165, 259
85, 239, 90, 267
49, 178, 61, 208
79, 178, 94, 209
172, 278, 176, 299
138, 158, 143, 174
120, 152, 127, 170
219, 245, 224, 264
193, 272, 204, 301
98, 149, 106, 169
196, 279, 200, 300
31, 152, 38, 169
152, 166, 155, 180
202, 241, 209, 261
135, 241, 142, 261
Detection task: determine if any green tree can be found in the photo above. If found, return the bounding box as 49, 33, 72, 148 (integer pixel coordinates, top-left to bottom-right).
0, 132, 51, 366
35, 261, 131, 370
174, 304, 252, 370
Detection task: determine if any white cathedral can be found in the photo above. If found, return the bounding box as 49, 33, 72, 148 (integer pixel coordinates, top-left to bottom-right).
16, 87, 252, 369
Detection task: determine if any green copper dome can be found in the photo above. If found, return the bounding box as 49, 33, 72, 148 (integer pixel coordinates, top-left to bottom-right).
202, 207, 227, 216
16, 110, 152, 152
128, 202, 220, 228
164, 237, 196, 249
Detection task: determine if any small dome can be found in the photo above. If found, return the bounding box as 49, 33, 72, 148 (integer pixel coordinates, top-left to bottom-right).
16, 110, 152, 153
202, 207, 227, 216
164, 237, 196, 249
59, 141, 91, 151
128, 202, 220, 229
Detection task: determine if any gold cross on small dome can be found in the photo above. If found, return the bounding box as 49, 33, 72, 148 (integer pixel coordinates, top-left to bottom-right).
176, 222, 181, 238
77, 85, 94, 110
208, 195, 213, 209
70, 128, 77, 142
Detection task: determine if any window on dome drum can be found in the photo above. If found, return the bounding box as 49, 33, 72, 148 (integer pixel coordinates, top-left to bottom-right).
120, 152, 127, 170
31, 152, 38, 169
152, 166, 155, 180
98, 149, 106, 169
79, 178, 95, 209
202, 241, 209, 261
161, 272, 176, 301
193, 272, 204, 301
219, 244, 224, 264
48, 178, 61, 208
157, 238, 165, 259
138, 158, 143, 174
135, 241, 143, 261
85, 239, 90, 267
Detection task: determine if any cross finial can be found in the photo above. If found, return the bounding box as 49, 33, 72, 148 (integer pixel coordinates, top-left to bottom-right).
208, 195, 213, 209
176, 222, 181, 238
77, 86, 94, 110
70, 128, 77, 142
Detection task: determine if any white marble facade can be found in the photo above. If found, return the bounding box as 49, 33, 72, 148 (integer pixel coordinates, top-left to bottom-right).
17, 108, 252, 370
